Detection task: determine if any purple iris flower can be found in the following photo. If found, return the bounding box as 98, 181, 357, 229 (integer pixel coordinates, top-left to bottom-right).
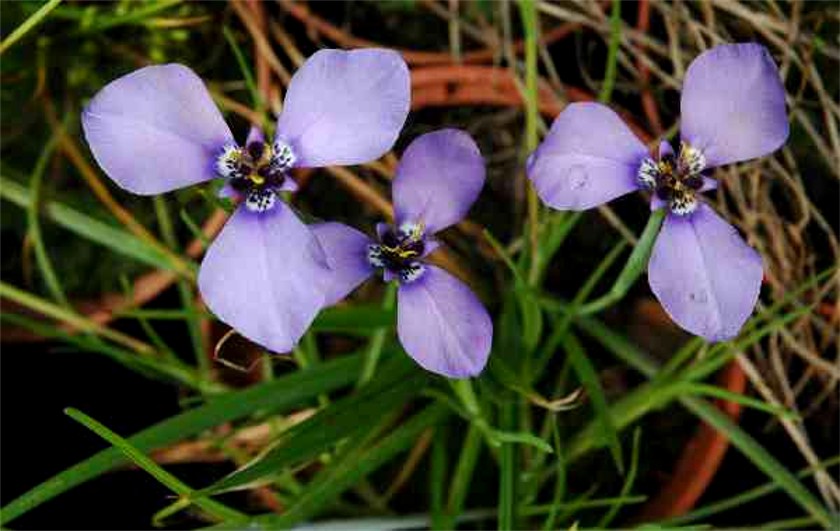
311, 130, 493, 378
82, 49, 410, 353
526, 43, 788, 341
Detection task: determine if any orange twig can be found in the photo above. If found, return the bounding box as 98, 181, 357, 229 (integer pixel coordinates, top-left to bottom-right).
279, 0, 579, 66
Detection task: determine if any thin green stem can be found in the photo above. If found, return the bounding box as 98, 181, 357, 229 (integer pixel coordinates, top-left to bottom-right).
26, 134, 69, 307
0, 0, 62, 55
498, 401, 516, 530
65, 408, 245, 524
579, 208, 665, 316
358, 282, 397, 386
599, 0, 622, 103
222, 25, 263, 117
518, 0, 541, 285
0, 280, 153, 355
153, 196, 209, 378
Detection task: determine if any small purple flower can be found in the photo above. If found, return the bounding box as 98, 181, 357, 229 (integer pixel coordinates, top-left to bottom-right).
526, 43, 789, 341
82, 49, 410, 353
312, 130, 493, 378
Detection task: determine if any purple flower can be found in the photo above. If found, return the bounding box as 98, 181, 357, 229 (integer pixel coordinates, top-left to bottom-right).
526, 43, 788, 341
82, 49, 410, 353
312, 130, 493, 378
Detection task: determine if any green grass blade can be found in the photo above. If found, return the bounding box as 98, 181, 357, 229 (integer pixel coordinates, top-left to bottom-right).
680, 397, 833, 528
679, 383, 798, 419
1, 176, 194, 276
430, 423, 449, 530
599, 0, 622, 103
204, 357, 424, 494
1, 312, 213, 393
563, 332, 624, 473
64, 408, 246, 524
26, 134, 70, 307
213, 404, 449, 529
153, 196, 208, 377
0, 354, 364, 525
498, 401, 516, 530
441, 424, 483, 530
579, 209, 666, 316
665, 456, 840, 525
359, 282, 397, 385
598, 428, 642, 527
575, 315, 834, 528
222, 25, 262, 113
0, 0, 62, 55
0, 281, 152, 355
310, 305, 394, 334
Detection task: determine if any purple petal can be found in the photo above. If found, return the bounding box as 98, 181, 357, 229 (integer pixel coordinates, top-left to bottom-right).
527, 102, 649, 210
275, 49, 410, 168
198, 204, 331, 353
680, 43, 788, 168
311, 222, 375, 306
82, 64, 233, 195
648, 203, 763, 341
397, 266, 492, 378
392, 129, 485, 234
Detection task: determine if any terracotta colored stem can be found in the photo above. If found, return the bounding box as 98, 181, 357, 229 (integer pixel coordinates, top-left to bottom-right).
635, 361, 747, 520
279, 0, 579, 66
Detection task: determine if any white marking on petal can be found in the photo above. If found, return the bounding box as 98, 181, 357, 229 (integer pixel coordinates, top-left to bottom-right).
397, 221, 424, 241
637, 157, 659, 189
399, 262, 426, 284
670, 194, 699, 216
272, 140, 297, 171
245, 189, 277, 212
216, 144, 243, 178
367, 244, 385, 267
679, 142, 706, 175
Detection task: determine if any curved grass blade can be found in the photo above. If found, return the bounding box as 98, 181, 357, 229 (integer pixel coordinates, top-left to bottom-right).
64, 408, 245, 524
0, 353, 364, 525
1, 176, 192, 276
203, 357, 424, 495
563, 332, 624, 474
211, 404, 449, 529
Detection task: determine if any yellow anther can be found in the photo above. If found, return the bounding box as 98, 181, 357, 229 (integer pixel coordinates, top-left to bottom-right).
248, 173, 265, 186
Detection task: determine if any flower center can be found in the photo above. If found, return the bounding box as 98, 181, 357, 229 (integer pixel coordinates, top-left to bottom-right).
216, 140, 297, 212
637, 142, 707, 216
367, 222, 427, 283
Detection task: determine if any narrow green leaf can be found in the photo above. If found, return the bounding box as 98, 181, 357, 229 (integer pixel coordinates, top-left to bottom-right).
680, 397, 833, 528
666, 456, 840, 525
1, 176, 193, 276
222, 25, 262, 113
1, 354, 364, 525
430, 423, 449, 530
0, 0, 62, 54
212, 404, 449, 529
679, 383, 799, 419
598, 428, 642, 527
26, 134, 69, 307
64, 408, 245, 524
599, 0, 622, 103
579, 208, 665, 316
491, 429, 553, 454
440, 424, 483, 530
359, 282, 397, 386
311, 305, 394, 334
204, 357, 424, 494
498, 402, 516, 530
576, 315, 834, 528
563, 332, 624, 473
